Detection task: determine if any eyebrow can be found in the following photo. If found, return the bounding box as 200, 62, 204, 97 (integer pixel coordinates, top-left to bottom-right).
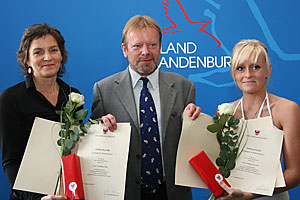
32, 45, 59, 51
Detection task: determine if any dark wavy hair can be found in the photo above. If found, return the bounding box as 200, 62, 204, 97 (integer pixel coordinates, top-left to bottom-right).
17, 23, 68, 77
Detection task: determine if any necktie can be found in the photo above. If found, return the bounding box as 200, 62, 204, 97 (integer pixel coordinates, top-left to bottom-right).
139, 77, 163, 193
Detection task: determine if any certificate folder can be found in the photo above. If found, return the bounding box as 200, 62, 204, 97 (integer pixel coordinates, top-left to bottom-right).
189, 151, 230, 197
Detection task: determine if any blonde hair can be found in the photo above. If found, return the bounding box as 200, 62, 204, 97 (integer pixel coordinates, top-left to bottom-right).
122, 15, 162, 48
230, 39, 270, 82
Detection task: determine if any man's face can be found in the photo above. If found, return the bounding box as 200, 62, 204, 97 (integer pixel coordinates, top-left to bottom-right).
122, 27, 161, 76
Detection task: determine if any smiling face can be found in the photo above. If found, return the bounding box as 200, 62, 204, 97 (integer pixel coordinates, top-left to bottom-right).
234, 53, 270, 94
26, 34, 62, 79
122, 27, 161, 76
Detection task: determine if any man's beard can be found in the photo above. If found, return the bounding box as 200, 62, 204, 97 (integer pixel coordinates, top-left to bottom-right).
133, 57, 158, 75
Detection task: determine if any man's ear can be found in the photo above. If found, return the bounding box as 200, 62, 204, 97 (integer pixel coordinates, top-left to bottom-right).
121, 43, 128, 58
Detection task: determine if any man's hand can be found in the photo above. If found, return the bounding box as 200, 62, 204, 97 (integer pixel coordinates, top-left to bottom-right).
183, 103, 201, 120
101, 114, 118, 132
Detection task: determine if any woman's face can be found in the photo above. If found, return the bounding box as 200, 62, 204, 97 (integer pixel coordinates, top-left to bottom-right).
26, 34, 62, 79
234, 53, 269, 94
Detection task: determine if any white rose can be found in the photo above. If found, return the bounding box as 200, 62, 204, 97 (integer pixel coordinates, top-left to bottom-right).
69, 92, 84, 108
217, 103, 234, 115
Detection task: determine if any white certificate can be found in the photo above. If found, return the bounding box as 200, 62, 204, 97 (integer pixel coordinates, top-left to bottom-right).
13, 117, 61, 194
228, 117, 283, 196
13, 117, 131, 200
77, 123, 131, 200
175, 112, 284, 196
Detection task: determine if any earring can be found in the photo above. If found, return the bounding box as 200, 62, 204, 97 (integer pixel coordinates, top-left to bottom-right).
27, 66, 33, 75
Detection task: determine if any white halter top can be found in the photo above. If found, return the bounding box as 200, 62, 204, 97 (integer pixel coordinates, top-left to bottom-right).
234, 93, 289, 200
235, 93, 270, 119
234, 93, 280, 130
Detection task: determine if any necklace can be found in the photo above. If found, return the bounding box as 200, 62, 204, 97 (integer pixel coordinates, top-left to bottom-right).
244, 107, 260, 120
242, 96, 267, 120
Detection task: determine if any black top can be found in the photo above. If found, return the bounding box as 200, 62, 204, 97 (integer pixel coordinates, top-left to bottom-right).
0, 75, 81, 199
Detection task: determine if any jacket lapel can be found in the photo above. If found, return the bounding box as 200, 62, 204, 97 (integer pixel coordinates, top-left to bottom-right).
159, 70, 177, 141
114, 68, 139, 131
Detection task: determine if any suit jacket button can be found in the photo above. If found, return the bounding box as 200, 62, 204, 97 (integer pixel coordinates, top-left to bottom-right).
136, 154, 141, 159
135, 179, 141, 184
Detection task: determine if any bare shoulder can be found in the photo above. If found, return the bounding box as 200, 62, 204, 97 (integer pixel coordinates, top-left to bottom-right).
269, 93, 299, 113
231, 99, 241, 106
269, 93, 300, 129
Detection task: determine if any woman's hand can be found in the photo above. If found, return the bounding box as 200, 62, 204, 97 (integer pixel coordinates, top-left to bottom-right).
217, 181, 258, 200
41, 195, 67, 200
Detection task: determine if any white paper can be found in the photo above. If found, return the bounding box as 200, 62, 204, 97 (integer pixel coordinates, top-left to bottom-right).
175, 112, 285, 196
13, 117, 61, 194
77, 123, 131, 200
227, 118, 283, 196
13, 117, 131, 200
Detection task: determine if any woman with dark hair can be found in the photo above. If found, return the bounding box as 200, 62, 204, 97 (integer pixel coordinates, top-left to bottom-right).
0, 23, 79, 200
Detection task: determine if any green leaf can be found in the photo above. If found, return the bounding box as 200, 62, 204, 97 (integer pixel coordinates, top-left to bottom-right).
226, 160, 236, 170
73, 126, 80, 135
59, 130, 66, 138
224, 170, 231, 178
220, 144, 229, 151
213, 115, 219, 123
73, 121, 80, 126
207, 123, 222, 133
79, 133, 85, 136
233, 117, 239, 126
224, 130, 230, 136
219, 166, 226, 177
65, 138, 73, 149
228, 140, 235, 146
80, 126, 87, 133
85, 122, 91, 129
68, 129, 74, 135
220, 150, 229, 160
66, 113, 75, 125
75, 109, 88, 121
63, 148, 71, 157
219, 114, 229, 126
216, 158, 225, 167
65, 121, 71, 130
70, 132, 79, 142
56, 110, 63, 115
222, 135, 230, 143
57, 139, 62, 146
228, 115, 234, 127
64, 101, 75, 114
230, 152, 237, 160
217, 132, 223, 144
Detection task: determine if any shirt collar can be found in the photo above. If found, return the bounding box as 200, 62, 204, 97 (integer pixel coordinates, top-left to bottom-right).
128, 66, 159, 89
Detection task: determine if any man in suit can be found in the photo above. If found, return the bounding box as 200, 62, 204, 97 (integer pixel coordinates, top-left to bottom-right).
91, 15, 201, 200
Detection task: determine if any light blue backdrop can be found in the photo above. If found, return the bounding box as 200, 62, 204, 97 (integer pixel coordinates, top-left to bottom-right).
1, 0, 299, 199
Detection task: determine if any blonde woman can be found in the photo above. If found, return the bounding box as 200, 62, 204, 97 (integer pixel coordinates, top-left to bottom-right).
218, 39, 300, 199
